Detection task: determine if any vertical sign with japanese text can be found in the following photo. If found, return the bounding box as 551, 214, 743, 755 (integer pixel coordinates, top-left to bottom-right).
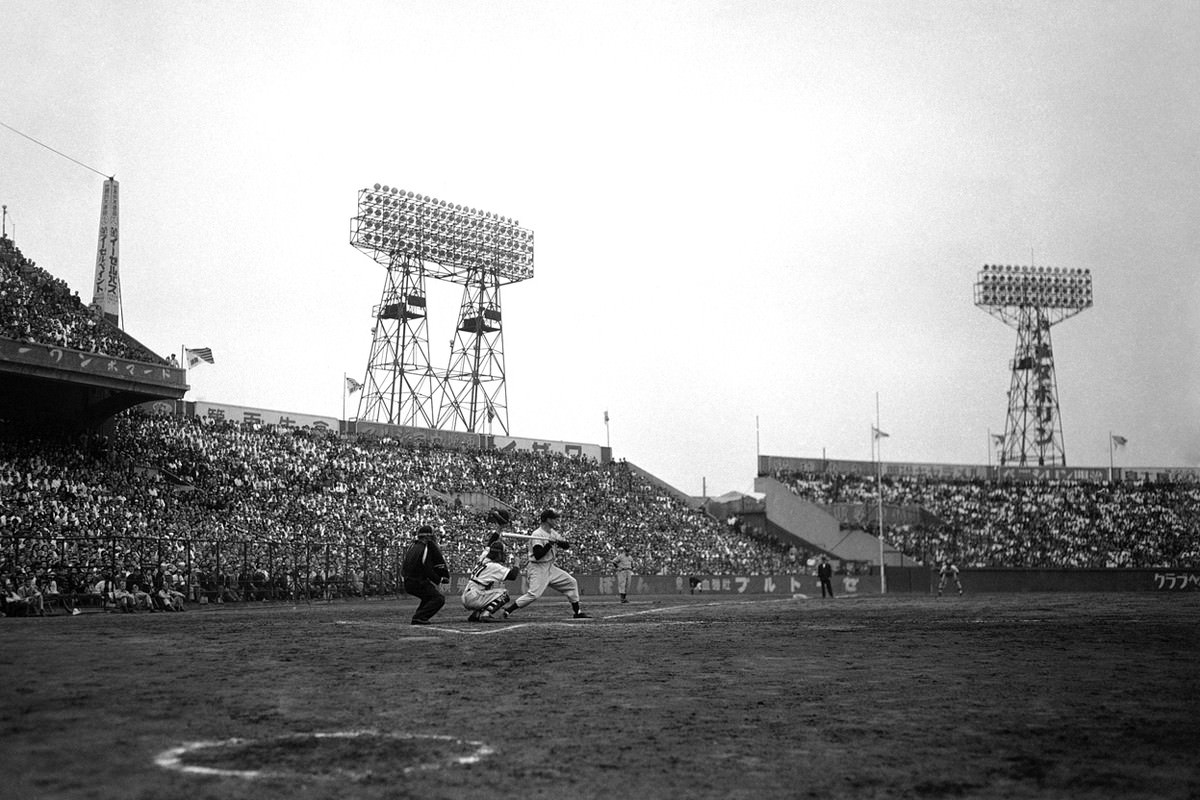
92, 178, 121, 326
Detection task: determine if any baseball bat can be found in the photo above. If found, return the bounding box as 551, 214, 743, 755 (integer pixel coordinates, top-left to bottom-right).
498, 532, 539, 540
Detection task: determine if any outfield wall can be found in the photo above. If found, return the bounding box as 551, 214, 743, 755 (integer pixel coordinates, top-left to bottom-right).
453, 568, 1199, 599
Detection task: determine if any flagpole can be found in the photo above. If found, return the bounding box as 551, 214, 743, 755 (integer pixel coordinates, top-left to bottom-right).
1108, 430, 1114, 483
876, 393, 886, 595
343, 373, 347, 422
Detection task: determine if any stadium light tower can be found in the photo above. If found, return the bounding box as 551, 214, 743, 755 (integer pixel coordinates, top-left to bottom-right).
350, 185, 534, 433
975, 264, 1093, 467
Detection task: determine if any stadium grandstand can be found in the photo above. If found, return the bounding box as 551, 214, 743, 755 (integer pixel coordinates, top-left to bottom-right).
3, 232, 1199, 614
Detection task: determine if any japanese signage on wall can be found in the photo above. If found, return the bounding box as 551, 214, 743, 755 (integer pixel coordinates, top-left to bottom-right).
193, 401, 337, 433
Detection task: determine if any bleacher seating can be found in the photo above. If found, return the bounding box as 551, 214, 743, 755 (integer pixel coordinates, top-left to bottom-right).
0, 411, 806, 598
0, 235, 165, 364
775, 470, 1200, 568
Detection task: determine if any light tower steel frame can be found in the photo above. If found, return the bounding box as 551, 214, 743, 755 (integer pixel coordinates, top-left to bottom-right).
975, 264, 1093, 467
350, 185, 534, 434
357, 252, 438, 427
437, 266, 508, 432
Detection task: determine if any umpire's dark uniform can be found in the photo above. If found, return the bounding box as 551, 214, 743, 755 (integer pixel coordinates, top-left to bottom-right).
817, 557, 835, 598
402, 525, 450, 624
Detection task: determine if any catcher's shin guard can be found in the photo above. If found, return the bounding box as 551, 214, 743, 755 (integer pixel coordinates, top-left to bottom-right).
482, 594, 510, 617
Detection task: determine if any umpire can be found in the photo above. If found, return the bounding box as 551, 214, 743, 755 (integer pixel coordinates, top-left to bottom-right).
401, 525, 450, 625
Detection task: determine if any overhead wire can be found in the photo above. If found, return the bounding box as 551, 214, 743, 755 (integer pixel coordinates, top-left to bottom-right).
0, 119, 113, 179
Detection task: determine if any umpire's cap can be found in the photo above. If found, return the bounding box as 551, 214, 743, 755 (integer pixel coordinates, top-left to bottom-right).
486, 508, 512, 526
416, 524, 435, 538
540, 509, 560, 523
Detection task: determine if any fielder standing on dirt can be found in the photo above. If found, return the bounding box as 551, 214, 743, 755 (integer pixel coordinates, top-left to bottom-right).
498, 509, 590, 620
610, 545, 633, 603
937, 560, 964, 597
401, 525, 450, 625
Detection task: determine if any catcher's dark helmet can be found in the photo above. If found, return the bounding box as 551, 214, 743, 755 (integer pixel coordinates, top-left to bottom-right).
487, 542, 505, 562
486, 508, 512, 527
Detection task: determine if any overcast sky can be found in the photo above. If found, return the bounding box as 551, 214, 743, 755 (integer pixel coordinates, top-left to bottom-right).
2, 0, 1198, 496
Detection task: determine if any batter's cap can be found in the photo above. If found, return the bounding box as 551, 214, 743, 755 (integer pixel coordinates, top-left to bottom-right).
540, 509, 560, 523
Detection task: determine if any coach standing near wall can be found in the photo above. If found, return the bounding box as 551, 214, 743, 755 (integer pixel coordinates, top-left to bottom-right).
401, 525, 450, 625
611, 545, 634, 603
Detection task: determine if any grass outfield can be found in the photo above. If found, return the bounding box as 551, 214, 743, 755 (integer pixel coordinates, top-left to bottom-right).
2, 592, 1198, 799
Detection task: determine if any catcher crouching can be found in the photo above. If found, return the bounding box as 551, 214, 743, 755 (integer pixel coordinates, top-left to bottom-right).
462, 540, 518, 622
462, 508, 519, 622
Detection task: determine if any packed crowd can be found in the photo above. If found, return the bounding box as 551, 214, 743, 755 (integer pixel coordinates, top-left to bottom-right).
778, 470, 1200, 568
0, 235, 164, 363
1, 410, 803, 612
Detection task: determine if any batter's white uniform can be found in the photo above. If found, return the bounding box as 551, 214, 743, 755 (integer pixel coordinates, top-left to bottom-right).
512, 524, 580, 608
462, 560, 515, 611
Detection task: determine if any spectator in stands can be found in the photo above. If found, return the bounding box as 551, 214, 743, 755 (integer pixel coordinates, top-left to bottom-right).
3, 576, 32, 616
18, 574, 45, 616
40, 570, 79, 615
96, 572, 134, 612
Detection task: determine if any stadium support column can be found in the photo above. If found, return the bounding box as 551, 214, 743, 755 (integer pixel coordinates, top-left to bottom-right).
358, 253, 438, 427
437, 266, 508, 434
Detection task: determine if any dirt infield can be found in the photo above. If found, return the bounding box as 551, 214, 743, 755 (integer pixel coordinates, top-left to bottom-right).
2, 592, 1198, 799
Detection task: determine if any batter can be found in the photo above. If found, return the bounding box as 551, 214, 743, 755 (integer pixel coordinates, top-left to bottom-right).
499, 509, 590, 620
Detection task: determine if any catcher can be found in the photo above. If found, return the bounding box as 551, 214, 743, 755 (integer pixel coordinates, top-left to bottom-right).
462, 508, 520, 622
462, 539, 519, 622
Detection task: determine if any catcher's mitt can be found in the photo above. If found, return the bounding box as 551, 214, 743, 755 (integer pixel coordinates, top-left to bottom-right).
486, 508, 513, 527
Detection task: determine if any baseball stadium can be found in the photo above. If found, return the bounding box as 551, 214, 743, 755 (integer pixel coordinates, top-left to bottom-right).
4, 180, 1200, 799
4, 5, 1200, 799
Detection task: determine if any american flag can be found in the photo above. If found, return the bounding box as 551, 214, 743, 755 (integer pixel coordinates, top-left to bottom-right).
185, 347, 214, 367
345, 377, 363, 394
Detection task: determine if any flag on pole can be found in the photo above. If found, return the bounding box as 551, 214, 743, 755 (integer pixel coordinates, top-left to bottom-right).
991, 433, 1005, 444
185, 347, 214, 368
1111, 434, 1128, 447
345, 376, 362, 394
872, 425, 890, 440
604, 410, 609, 424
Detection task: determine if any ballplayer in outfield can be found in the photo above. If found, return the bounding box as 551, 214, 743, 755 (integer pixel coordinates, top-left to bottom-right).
937, 560, 964, 596
462, 540, 520, 622
498, 509, 591, 620
610, 545, 633, 603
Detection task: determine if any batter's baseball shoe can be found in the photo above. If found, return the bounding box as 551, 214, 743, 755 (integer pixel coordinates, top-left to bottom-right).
573, 611, 592, 619
411, 619, 431, 625
480, 613, 507, 623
